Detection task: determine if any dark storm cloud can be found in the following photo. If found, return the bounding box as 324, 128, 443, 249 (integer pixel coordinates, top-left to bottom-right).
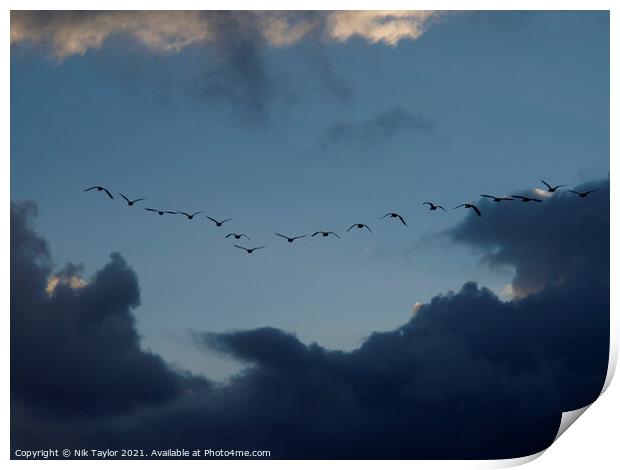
324, 107, 433, 147
450, 179, 610, 296
11, 178, 609, 458
10, 201, 208, 422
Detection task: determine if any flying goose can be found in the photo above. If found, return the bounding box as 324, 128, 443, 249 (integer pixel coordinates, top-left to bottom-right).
206, 216, 233, 227
381, 212, 407, 226
84, 186, 114, 199
177, 211, 204, 220
454, 203, 482, 216
234, 245, 265, 254
311, 231, 340, 239
423, 202, 447, 212
541, 180, 566, 192
347, 223, 373, 233
569, 189, 599, 198
119, 193, 147, 206
511, 195, 543, 203
275, 233, 307, 243
481, 194, 513, 202
226, 233, 250, 240
145, 208, 176, 215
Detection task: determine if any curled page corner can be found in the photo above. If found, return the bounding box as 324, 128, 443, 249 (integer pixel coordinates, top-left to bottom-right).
553, 404, 591, 442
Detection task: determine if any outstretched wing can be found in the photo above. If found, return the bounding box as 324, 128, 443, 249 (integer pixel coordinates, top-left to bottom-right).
275, 233, 287, 239
145, 208, 157, 212
540, 180, 552, 190
311, 232, 320, 237
568, 190, 579, 195
102, 188, 114, 199
454, 204, 466, 209
328, 232, 341, 238
191, 211, 205, 217
472, 205, 482, 217
240, 234, 250, 240
226, 234, 234, 238
132, 197, 146, 204
347, 224, 356, 232
178, 212, 191, 217
438, 206, 448, 212
480, 194, 494, 199
221, 218, 233, 224
510, 195, 526, 200
422, 202, 432, 206
253, 246, 266, 251
364, 225, 373, 233
380, 213, 392, 219
293, 234, 307, 240
119, 193, 130, 203
84, 186, 97, 192
165, 211, 177, 214
397, 215, 407, 226
206, 215, 217, 223
234, 244, 248, 250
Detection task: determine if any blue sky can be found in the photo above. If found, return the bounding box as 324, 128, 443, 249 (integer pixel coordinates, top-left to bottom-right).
11, 11, 609, 379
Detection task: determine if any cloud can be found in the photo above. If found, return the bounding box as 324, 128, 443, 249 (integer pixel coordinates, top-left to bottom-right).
11, 11, 444, 60
11, 179, 609, 458
10, 201, 208, 423
450, 179, 610, 297
324, 107, 432, 147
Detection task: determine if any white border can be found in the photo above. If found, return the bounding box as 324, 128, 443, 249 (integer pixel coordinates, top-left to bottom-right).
3, 2, 617, 468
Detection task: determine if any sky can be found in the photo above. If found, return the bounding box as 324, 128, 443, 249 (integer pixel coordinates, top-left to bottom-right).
10, 10, 610, 458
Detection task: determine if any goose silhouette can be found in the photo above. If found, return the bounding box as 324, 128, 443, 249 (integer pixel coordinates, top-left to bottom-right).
84, 186, 114, 199
206, 216, 233, 227
177, 211, 204, 220
511, 195, 543, 203
381, 212, 407, 226
226, 233, 250, 240
541, 180, 566, 192
347, 223, 373, 233
569, 189, 599, 198
422, 202, 447, 212
454, 203, 482, 216
145, 208, 176, 215
312, 231, 340, 239
275, 233, 307, 243
234, 244, 265, 254
481, 194, 513, 202
119, 193, 146, 206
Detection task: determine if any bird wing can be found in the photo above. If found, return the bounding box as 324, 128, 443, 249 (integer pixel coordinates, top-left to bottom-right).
178, 212, 190, 217
472, 205, 482, 216
226, 234, 234, 238
145, 208, 157, 212
234, 244, 247, 250
84, 186, 97, 192
380, 213, 391, 219
119, 193, 130, 203
540, 180, 552, 189
254, 246, 266, 251
275, 233, 287, 239
510, 195, 526, 200
191, 211, 205, 216
222, 218, 233, 223
165, 211, 177, 214
347, 224, 356, 232
102, 188, 114, 199
364, 225, 373, 233
397, 215, 407, 226
311, 232, 320, 237
568, 190, 579, 195
294, 235, 307, 239
438, 206, 448, 212
422, 202, 432, 206
329, 232, 341, 238
240, 234, 250, 240
132, 197, 146, 203
454, 204, 466, 209
206, 216, 217, 223
480, 194, 494, 199
585, 189, 599, 195
532, 198, 543, 202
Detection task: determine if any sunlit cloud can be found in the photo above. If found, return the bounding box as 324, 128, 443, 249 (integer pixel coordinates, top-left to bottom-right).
46, 274, 86, 296
533, 188, 553, 198
11, 11, 444, 60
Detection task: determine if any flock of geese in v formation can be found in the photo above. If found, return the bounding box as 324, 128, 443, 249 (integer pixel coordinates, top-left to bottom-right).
84, 180, 599, 254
